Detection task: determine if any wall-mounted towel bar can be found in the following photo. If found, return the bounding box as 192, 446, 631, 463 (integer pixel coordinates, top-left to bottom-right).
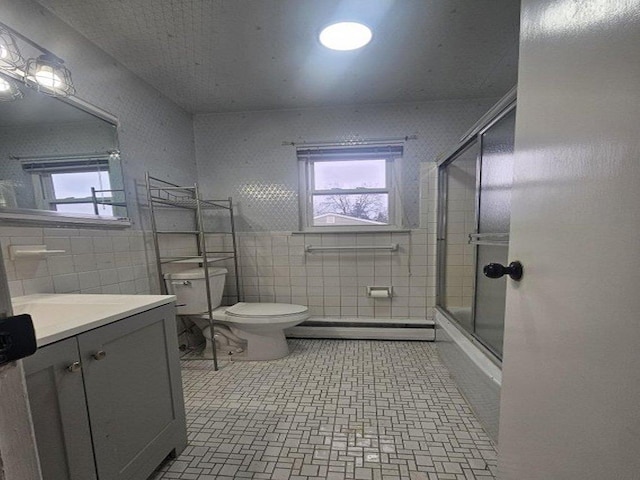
8, 245, 66, 260
468, 233, 510, 247
469, 241, 510, 247
469, 233, 510, 239
305, 243, 399, 253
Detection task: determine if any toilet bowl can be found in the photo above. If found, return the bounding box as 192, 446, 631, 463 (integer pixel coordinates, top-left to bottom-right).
191, 303, 309, 360
215, 302, 309, 360
164, 268, 309, 361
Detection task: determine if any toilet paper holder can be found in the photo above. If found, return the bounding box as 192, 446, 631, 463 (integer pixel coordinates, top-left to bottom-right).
366, 286, 393, 298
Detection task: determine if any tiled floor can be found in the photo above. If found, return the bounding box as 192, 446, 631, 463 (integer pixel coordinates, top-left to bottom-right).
150, 340, 497, 480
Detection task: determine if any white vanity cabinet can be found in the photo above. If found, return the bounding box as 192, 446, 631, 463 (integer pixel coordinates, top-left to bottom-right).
23, 303, 187, 480
23, 337, 96, 479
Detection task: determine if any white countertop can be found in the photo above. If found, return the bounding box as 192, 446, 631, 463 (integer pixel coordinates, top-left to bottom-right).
12, 294, 176, 347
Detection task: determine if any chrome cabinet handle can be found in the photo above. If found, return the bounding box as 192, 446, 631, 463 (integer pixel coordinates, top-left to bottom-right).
92, 351, 107, 361
67, 362, 82, 373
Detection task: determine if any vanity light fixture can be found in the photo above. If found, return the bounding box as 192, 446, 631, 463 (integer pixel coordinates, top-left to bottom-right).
319, 22, 373, 51
25, 53, 76, 97
0, 22, 76, 98
0, 75, 23, 102
0, 25, 25, 70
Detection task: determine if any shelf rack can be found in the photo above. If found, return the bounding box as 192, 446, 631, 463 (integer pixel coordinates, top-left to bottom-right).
145, 173, 241, 370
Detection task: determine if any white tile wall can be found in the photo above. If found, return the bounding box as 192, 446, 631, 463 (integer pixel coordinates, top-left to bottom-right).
156, 228, 435, 318
2, 226, 155, 298
197, 230, 430, 319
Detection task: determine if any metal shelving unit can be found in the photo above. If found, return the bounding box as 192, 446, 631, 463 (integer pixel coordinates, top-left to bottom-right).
90, 187, 127, 215
145, 173, 241, 370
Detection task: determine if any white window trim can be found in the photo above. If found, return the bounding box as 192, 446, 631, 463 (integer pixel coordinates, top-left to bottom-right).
298, 148, 404, 232
20, 154, 125, 217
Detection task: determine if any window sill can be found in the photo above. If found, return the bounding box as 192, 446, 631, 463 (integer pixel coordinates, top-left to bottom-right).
291, 228, 411, 235
0, 208, 132, 229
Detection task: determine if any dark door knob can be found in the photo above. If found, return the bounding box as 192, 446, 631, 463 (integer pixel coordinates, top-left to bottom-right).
483, 261, 523, 281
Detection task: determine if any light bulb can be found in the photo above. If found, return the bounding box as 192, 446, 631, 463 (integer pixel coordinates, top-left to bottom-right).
35, 65, 63, 89
319, 22, 372, 51
0, 77, 11, 92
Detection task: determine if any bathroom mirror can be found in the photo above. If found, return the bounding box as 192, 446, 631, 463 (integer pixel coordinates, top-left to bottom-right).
0, 71, 128, 226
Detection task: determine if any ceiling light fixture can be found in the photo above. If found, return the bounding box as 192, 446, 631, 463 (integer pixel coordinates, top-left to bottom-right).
25, 53, 76, 97
319, 22, 372, 51
0, 22, 76, 98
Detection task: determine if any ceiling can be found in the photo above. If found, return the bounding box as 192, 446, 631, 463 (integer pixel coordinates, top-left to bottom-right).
37, 0, 520, 114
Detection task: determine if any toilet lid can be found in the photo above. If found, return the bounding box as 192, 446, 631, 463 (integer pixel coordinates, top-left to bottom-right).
225, 302, 308, 318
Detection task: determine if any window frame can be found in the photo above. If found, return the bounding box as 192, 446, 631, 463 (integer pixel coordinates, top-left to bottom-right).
34, 170, 115, 215
21, 155, 117, 216
298, 146, 403, 232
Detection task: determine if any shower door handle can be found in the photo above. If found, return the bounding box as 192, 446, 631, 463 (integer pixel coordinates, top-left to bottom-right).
483, 261, 523, 281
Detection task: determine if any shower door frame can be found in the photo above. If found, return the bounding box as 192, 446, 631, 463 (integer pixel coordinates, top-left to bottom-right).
436, 94, 516, 363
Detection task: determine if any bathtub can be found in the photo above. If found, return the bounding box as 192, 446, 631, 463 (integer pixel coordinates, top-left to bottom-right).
435, 307, 501, 443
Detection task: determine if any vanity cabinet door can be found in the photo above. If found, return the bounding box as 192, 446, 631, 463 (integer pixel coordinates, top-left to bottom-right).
78, 305, 186, 480
23, 337, 97, 480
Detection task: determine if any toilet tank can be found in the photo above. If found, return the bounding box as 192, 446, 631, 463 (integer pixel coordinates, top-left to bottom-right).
163, 267, 227, 315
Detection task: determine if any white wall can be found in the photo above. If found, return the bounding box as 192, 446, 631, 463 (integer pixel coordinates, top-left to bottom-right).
194, 100, 496, 231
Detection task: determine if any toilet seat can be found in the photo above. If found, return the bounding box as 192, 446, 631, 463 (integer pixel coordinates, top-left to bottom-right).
226, 302, 307, 316
213, 302, 309, 325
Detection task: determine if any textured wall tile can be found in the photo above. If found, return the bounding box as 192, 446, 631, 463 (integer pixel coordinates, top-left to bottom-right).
3, 228, 155, 296
194, 99, 496, 231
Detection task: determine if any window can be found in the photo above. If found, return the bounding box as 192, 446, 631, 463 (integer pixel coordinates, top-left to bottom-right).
48, 170, 113, 215
21, 154, 118, 216
298, 145, 403, 230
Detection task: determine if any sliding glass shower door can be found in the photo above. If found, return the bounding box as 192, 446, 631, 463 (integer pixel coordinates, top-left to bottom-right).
439, 140, 479, 334
438, 105, 516, 359
473, 108, 516, 357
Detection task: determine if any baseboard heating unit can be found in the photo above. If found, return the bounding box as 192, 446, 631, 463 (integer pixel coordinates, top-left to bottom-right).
286, 317, 436, 341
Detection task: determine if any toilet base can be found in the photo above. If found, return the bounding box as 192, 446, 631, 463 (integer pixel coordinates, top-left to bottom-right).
184, 304, 309, 362
227, 325, 290, 361
200, 324, 290, 361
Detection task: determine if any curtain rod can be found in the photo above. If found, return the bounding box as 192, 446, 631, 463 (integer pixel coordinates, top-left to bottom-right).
282, 134, 417, 148
11, 151, 119, 162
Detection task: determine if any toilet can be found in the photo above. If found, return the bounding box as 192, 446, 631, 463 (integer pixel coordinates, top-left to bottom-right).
164, 267, 309, 361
